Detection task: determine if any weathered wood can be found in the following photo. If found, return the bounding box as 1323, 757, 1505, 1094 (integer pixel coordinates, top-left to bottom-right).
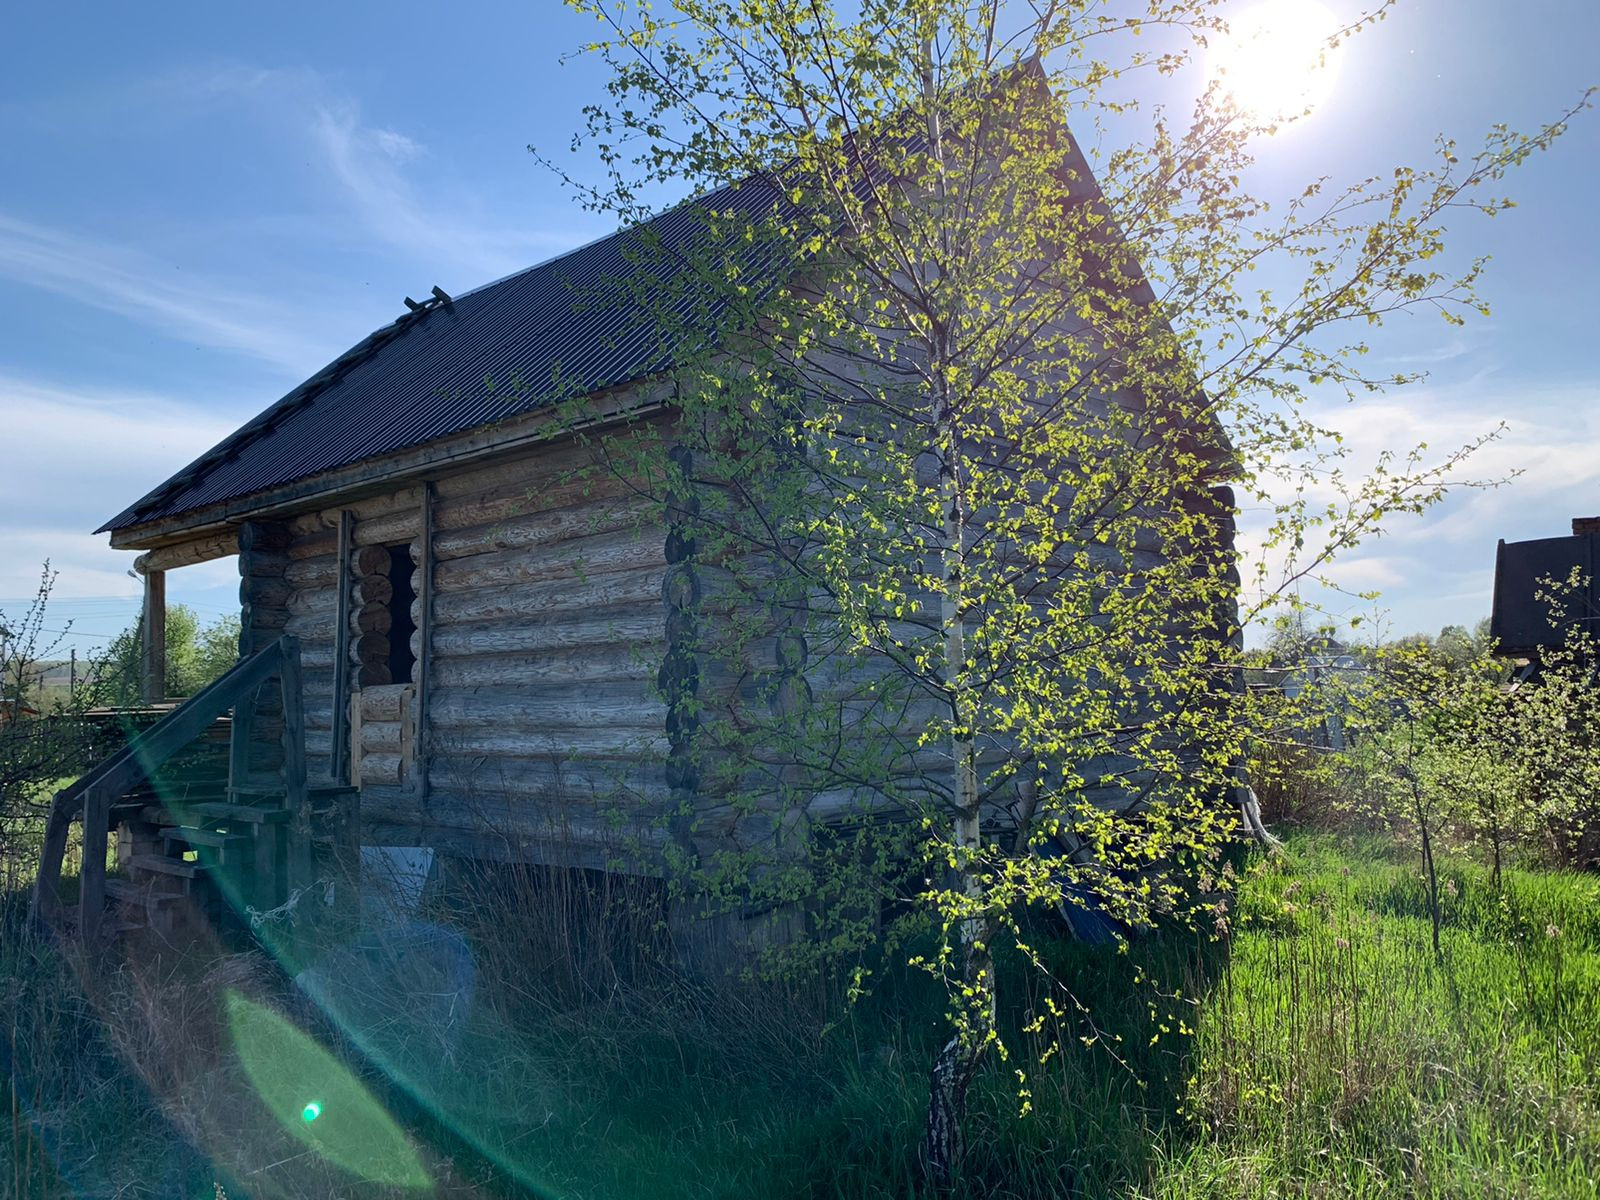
141, 569, 166, 703
433, 494, 657, 562
416, 481, 435, 807
356, 662, 393, 688
240, 576, 293, 609
288, 588, 340, 618
228, 681, 262, 792
288, 531, 339, 561
430, 565, 666, 626
285, 555, 338, 589
430, 724, 669, 759
134, 531, 239, 574
432, 526, 666, 593
240, 522, 292, 553
351, 602, 391, 636
425, 757, 671, 804
351, 544, 390, 576
428, 643, 657, 689
353, 573, 393, 606
242, 604, 293, 634
278, 638, 311, 894
331, 509, 353, 785
359, 721, 405, 754
240, 549, 291, 579
358, 752, 404, 787
433, 470, 643, 533
356, 683, 411, 723
79, 785, 111, 947
428, 682, 662, 728
424, 608, 664, 658
345, 489, 425, 546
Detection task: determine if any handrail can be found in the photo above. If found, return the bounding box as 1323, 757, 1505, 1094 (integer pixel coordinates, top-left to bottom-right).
56, 640, 285, 809
33, 636, 303, 942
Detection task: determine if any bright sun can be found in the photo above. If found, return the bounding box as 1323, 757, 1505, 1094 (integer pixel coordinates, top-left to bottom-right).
1211, 0, 1344, 124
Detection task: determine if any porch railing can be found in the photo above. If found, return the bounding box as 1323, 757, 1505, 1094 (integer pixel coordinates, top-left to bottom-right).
32, 635, 307, 945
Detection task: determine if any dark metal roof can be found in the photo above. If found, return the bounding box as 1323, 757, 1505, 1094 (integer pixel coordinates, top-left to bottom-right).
99, 176, 795, 535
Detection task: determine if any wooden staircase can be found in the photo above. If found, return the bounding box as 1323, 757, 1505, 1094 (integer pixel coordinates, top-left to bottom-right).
33, 636, 357, 949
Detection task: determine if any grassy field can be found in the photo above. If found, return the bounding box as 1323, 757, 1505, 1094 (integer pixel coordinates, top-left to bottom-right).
3, 835, 1598, 1198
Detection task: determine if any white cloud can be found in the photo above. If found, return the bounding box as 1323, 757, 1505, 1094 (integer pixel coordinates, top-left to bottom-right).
0, 374, 239, 600
0, 213, 343, 372
1238, 373, 1600, 638
307, 100, 577, 281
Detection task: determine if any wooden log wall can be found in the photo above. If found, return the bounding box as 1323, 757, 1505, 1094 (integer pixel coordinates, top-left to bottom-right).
266, 436, 672, 863
237, 520, 292, 785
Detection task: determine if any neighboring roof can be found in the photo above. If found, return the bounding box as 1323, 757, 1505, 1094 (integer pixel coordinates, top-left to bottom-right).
99, 176, 794, 536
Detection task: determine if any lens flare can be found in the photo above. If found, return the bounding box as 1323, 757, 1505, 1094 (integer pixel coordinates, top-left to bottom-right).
1210, 1, 1343, 123
225, 991, 431, 1191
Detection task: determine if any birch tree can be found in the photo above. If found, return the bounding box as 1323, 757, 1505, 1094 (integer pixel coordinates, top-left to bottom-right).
544, 0, 1586, 1186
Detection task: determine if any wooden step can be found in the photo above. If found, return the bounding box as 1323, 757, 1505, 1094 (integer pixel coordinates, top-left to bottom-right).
228, 786, 287, 803
105, 878, 184, 905
125, 854, 201, 880
161, 826, 253, 852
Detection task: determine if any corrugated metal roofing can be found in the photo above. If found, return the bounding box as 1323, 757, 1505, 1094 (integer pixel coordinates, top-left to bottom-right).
99, 176, 796, 535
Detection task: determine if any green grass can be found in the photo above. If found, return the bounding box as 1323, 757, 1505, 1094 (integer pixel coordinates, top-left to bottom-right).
4, 835, 1598, 1198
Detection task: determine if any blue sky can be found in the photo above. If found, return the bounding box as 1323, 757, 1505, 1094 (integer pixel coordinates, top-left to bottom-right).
1, 0, 1596, 658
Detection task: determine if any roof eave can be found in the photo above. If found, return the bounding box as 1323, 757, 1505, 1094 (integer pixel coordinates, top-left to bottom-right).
104, 380, 675, 551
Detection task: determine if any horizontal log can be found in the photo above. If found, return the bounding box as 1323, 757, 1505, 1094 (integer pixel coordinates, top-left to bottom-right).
358, 752, 404, 788
432, 527, 665, 593
427, 643, 658, 689
430, 565, 666, 626
239, 549, 290, 580
284, 555, 338, 590
428, 682, 663, 730
242, 604, 292, 633
239, 522, 292, 553
429, 724, 668, 760
433, 494, 659, 562
424, 608, 664, 659
357, 684, 412, 722
240, 577, 293, 609
405, 777, 670, 826
433, 469, 644, 534
299, 644, 337, 670
359, 721, 404, 754
425, 756, 668, 801
283, 610, 340, 641
134, 531, 239, 573
354, 508, 422, 548
288, 530, 339, 561
288, 588, 338, 618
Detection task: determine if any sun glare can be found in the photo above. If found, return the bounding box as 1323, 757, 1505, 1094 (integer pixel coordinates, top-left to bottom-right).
1211, 1, 1343, 124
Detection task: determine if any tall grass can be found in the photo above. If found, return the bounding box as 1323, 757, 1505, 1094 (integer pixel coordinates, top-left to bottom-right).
3, 834, 1598, 1197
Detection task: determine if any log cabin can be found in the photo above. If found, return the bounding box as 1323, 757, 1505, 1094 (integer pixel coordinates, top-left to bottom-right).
34, 128, 1241, 952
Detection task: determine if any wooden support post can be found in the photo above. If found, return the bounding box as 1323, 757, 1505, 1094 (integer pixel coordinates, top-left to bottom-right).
278, 638, 312, 895
141, 568, 166, 703
416, 483, 434, 806
79, 785, 110, 947
228, 682, 260, 793
332, 510, 354, 785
